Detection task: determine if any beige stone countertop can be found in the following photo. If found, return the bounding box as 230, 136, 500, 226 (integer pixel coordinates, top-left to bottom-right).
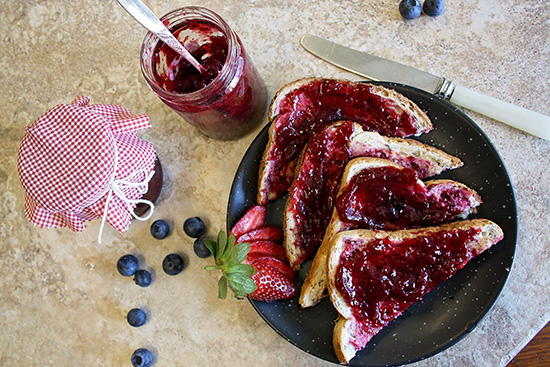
1, 1, 549, 366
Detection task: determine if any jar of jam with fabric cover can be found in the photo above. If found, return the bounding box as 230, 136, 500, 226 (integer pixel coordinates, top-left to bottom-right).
17, 95, 162, 243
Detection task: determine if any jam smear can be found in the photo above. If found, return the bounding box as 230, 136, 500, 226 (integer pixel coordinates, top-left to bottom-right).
335, 166, 475, 230
153, 20, 227, 94
262, 79, 430, 204
285, 122, 468, 268
286, 122, 354, 266
335, 228, 481, 327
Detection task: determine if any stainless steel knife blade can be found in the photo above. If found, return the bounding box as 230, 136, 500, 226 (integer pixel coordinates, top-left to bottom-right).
300, 34, 550, 140
300, 34, 447, 97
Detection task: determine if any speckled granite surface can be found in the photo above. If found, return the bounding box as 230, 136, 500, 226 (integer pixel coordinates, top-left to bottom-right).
1, 1, 549, 366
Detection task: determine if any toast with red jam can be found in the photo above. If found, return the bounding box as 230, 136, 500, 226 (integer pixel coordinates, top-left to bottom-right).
299, 157, 481, 307
257, 78, 433, 205
284, 123, 464, 271
327, 219, 503, 364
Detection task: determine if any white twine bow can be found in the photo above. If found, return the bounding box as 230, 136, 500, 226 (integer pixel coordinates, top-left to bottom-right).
97, 168, 156, 243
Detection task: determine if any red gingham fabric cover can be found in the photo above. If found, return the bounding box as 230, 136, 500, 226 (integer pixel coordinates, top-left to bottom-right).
17, 95, 156, 234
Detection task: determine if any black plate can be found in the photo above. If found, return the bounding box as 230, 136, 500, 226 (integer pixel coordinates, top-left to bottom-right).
226, 82, 517, 366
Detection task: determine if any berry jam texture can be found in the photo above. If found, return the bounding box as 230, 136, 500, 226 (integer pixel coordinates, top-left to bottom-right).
147, 17, 266, 140
284, 121, 464, 267
153, 20, 227, 94
261, 79, 429, 203
286, 122, 354, 266
335, 228, 481, 328
335, 166, 476, 230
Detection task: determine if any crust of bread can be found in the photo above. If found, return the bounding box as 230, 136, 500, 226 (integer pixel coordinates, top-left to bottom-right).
348, 130, 463, 178
332, 316, 359, 365
299, 157, 481, 308
256, 121, 277, 204
268, 77, 318, 121
327, 219, 503, 364
257, 77, 435, 205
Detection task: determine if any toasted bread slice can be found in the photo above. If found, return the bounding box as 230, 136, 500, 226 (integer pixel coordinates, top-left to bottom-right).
284, 124, 464, 271
299, 157, 482, 307
327, 219, 503, 364
257, 78, 433, 205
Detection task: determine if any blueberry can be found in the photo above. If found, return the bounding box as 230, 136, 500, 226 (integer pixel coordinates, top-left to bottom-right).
127, 308, 147, 327
133, 269, 152, 287
399, 0, 422, 20
423, 0, 445, 17
131, 348, 154, 367
193, 237, 212, 259
162, 253, 185, 275
150, 219, 170, 240
117, 254, 139, 277
183, 217, 205, 238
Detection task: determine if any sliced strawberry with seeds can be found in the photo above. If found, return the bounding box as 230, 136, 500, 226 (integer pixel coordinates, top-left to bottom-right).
248, 240, 287, 262
229, 205, 267, 238
246, 254, 296, 280
248, 262, 297, 302
236, 225, 283, 244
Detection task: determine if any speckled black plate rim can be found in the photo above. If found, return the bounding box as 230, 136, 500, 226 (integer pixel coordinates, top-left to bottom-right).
226, 81, 518, 366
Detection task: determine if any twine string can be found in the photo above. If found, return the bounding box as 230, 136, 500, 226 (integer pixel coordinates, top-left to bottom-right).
97, 168, 155, 243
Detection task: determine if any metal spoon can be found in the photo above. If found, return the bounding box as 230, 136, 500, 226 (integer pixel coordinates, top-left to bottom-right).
117, 0, 206, 75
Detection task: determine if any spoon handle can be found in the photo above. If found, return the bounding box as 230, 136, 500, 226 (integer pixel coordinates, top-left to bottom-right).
117, 0, 206, 74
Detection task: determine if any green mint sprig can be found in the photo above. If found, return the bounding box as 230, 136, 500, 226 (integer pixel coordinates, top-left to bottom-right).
204, 230, 257, 299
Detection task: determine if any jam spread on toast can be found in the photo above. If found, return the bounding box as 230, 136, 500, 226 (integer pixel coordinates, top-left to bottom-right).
286, 122, 469, 268
261, 79, 430, 204
335, 228, 481, 327
286, 122, 354, 266
335, 166, 475, 230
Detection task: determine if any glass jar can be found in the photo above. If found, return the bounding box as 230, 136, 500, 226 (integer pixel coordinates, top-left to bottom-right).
140, 6, 267, 140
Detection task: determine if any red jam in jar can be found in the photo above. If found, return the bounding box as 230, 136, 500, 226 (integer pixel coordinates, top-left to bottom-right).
152, 20, 227, 94
140, 7, 267, 140
134, 157, 163, 217
335, 228, 481, 326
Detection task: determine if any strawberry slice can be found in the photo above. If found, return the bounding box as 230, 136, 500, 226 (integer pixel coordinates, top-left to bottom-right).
248, 240, 287, 262
229, 205, 267, 238
236, 225, 283, 244
248, 262, 298, 302
246, 254, 296, 280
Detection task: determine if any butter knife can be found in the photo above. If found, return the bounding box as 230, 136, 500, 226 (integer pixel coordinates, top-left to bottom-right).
300, 34, 550, 140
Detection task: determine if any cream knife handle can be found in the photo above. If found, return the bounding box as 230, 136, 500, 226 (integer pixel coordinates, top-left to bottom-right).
449, 85, 550, 139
